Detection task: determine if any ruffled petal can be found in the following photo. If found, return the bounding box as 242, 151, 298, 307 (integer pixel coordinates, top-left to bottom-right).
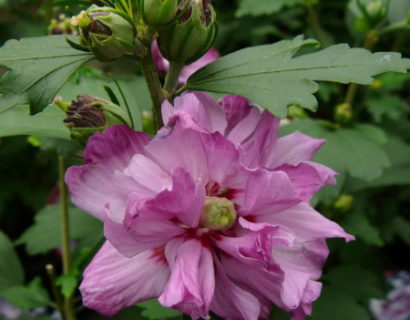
240, 169, 300, 217
179, 49, 219, 84
80, 242, 169, 316
159, 238, 215, 319
276, 162, 337, 201
210, 257, 262, 320
256, 203, 354, 242
291, 280, 322, 320
268, 132, 325, 168
220, 95, 253, 134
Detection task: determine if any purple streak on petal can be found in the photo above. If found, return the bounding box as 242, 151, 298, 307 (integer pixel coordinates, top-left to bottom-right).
239, 111, 281, 168
240, 169, 300, 217
159, 238, 215, 319
210, 256, 262, 320
256, 203, 354, 242
276, 162, 337, 201
84, 125, 150, 170
124, 154, 172, 193
220, 95, 253, 135
138, 168, 205, 227
268, 132, 325, 168
80, 241, 169, 317
145, 123, 209, 183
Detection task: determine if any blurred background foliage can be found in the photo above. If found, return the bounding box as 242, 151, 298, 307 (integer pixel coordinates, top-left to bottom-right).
0, 0, 409, 319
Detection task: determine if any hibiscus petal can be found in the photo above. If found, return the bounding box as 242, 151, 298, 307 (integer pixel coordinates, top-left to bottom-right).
290, 280, 322, 320
220, 95, 253, 134
240, 169, 300, 217
80, 242, 169, 317
210, 257, 262, 320
256, 203, 354, 242
159, 238, 215, 319
179, 49, 219, 84
276, 162, 337, 201
268, 132, 325, 168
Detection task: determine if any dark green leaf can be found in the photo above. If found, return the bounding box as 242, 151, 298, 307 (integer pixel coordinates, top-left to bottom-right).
138, 299, 181, 319
0, 35, 93, 114
0, 278, 52, 311
236, 0, 304, 17
280, 119, 390, 181
187, 36, 410, 117
0, 105, 69, 139
16, 205, 102, 255
311, 285, 371, 320
0, 232, 24, 292
325, 265, 385, 301
391, 216, 410, 245
342, 212, 383, 246
366, 95, 409, 123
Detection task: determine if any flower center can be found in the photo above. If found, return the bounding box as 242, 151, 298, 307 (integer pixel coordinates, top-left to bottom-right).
200, 197, 237, 230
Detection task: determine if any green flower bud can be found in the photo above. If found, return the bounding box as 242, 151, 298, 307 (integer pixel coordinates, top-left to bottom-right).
334, 102, 353, 124
333, 194, 354, 212
365, 0, 386, 20
71, 5, 135, 61
158, 0, 217, 64
200, 197, 237, 231
63, 95, 131, 144
143, 0, 181, 26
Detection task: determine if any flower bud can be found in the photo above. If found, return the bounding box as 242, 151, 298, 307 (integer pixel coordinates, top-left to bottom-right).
71, 5, 135, 61
158, 0, 217, 64
63, 95, 131, 144
200, 197, 237, 230
49, 14, 76, 35
143, 0, 181, 26
334, 102, 353, 124
333, 194, 353, 212
365, 0, 386, 20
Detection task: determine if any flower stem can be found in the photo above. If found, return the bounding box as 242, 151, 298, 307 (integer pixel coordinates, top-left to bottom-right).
58, 155, 76, 320
164, 62, 184, 95
140, 46, 165, 131
46, 264, 65, 320
306, 2, 325, 46
344, 30, 378, 107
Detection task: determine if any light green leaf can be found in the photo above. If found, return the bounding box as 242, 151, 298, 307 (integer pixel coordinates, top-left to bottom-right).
0, 35, 93, 114
16, 205, 102, 255
187, 36, 410, 117
236, 0, 304, 17
138, 300, 181, 319
280, 119, 390, 181
311, 285, 371, 320
354, 124, 387, 146
0, 105, 69, 139
0, 278, 52, 311
0, 232, 24, 292
325, 265, 385, 301
388, 0, 410, 24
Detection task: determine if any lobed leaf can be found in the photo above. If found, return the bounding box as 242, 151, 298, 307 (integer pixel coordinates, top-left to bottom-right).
0, 35, 93, 114
187, 36, 410, 117
0, 232, 24, 292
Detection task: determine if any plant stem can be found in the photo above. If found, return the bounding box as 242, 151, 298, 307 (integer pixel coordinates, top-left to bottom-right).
164, 62, 184, 95
46, 264, 65, 320
140, 49, 165, 131
306, 2, 325, 46
58, 155, 76, 320
344, 30, 378, 107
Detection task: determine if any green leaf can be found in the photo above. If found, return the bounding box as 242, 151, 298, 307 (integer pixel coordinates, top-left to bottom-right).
366, 95, 409, 123
342, 212, 384, 246
187, 36, 410, 117
236, 0, 304, 17
0, 278, 52, 311
354, 124, 387, 146
311, 285, 371, 320
0, 232, 24, 292
0, 105, 69, 139
388, 0, 410, 23
391, 216, 410, 245
280, 119, 390, 181
324, 265, 385, 301
0, 35, 93, 114
138, 300, 181, 319
16, 205, 102, 255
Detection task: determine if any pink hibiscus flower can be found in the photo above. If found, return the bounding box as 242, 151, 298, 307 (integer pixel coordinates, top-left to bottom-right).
66, 94, 353, 320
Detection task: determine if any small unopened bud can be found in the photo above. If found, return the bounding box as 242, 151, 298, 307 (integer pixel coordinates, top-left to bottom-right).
366, 0, 386, 20
158, 0, 217, 64
63, 95, 131, 144
333, 194, 353, 212
49, 14, 76, 35
143, 0, 181, 26
200, 197, 237, 230
71, 5, 135, 61
334, 103, 353, 124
